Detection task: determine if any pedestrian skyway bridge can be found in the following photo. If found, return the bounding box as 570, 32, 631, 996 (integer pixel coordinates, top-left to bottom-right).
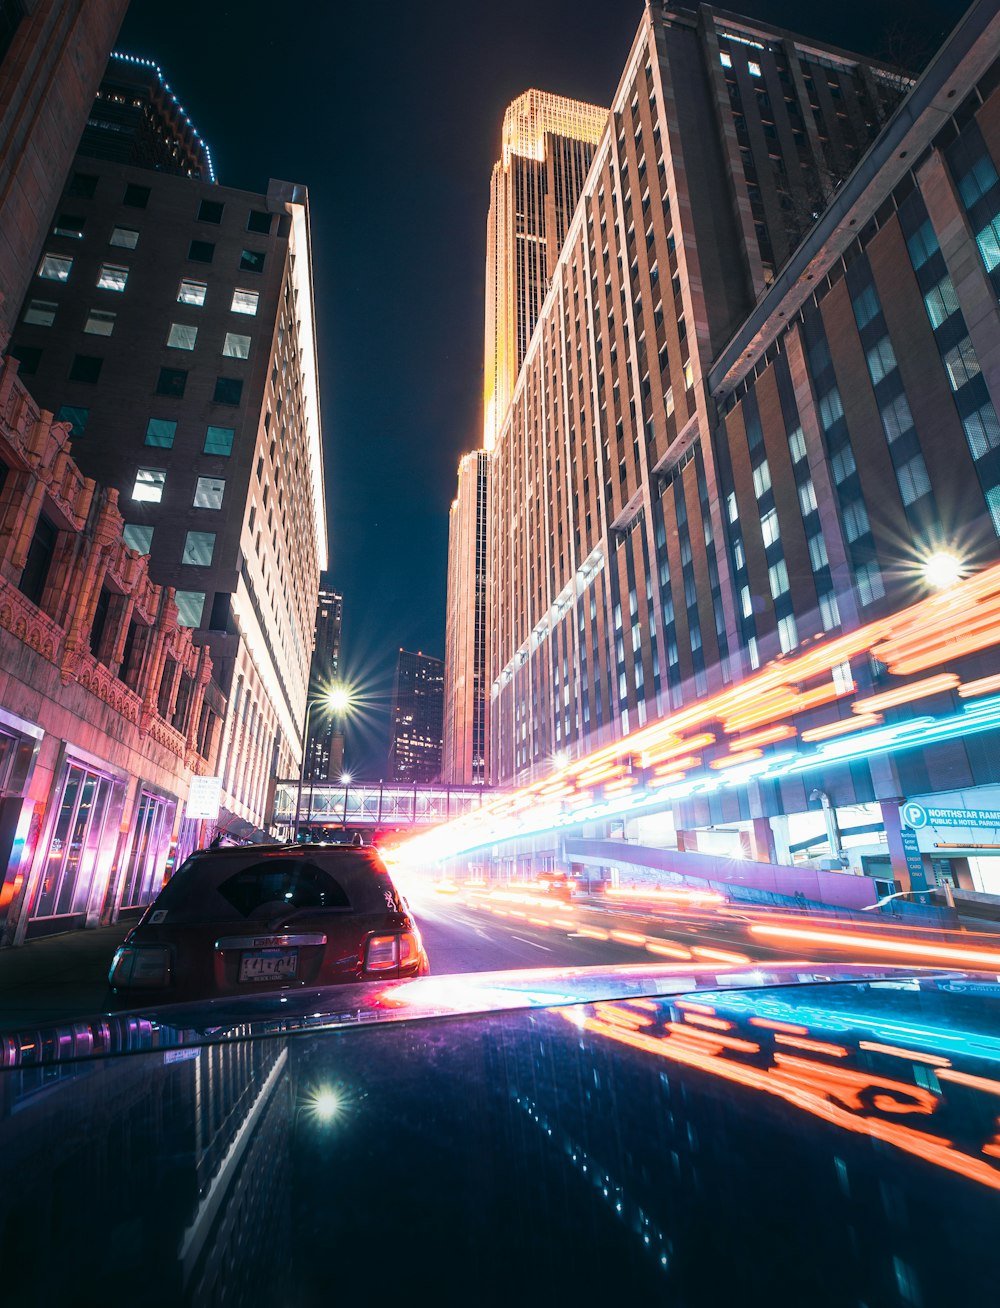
273, 780, 492, 830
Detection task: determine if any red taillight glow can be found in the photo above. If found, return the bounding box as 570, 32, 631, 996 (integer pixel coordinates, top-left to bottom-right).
364, 931, 421, 974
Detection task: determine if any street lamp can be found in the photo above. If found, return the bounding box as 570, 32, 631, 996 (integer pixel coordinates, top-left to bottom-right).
922, 550, 965, 591
294, 684, 353, 842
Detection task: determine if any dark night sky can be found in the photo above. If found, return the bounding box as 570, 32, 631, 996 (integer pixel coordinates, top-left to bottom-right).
118, 0, 970, 776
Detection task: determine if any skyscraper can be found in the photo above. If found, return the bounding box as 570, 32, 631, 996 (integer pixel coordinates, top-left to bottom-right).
443, 450, 489, 782
304, 585, 344, 781
388, 650, 444, 784
9, 55, 326, 839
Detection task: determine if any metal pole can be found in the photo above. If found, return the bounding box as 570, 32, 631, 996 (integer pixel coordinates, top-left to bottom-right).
342, 780, 349, 831
293, 701, 313, 843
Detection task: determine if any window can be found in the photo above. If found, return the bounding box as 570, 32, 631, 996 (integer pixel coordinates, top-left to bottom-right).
12, 344, 41, 375
720, 51, 732, 68
831, 445, 856, 485
798, 479, 818, 515
740, 585, 753, 618
842, 499, 870, 542
942, 336, 981, 391
777, 614, 798, 653
748, 60, 762, 77
182, 530, 216, 566
239, 248, 266, 273
174, 590, 206, 628
807, 533, 828, 571
818, 388, 844, 431
906, 218, 939, 269
213, 376, 243, 405
246, 210, 272, 234
97, 262, 128, 292
166, 322, 198, 350
69, 354, 102, 383
144, 417, 177, 448
56, 404, 89, 437
854, 560, 885, 605
198, 199, 225, 224
957, 153, 1000, 208
193, 476, 225, 509
123, 523, 153, 554
768, 558, 790, 599
880, 392, 914, 444
67, 172, 98, 198
897, 452, 931, 505
231, 288, 259, 315
38, 253, 72, 282
52, 213, 85, 239
963, 401, 1000, 460
132, 468, 166, 503
222, 331, 250, 358
84, 308, 116, 336
24, 299, 57, 326
188, 239, 215, 263
851, 284, 880, 329
787, 425, 807, 463
204, 425, 235, 456
818, 591, 841, 631
760, 508, 780, 547
110, 226, 139, 249
122, 183, 151, 208
923, 275, 960, 328
865, 336, 897, 385
751, 459, 771, 497
156, 366, 188, 398
975, 216, 1000, 273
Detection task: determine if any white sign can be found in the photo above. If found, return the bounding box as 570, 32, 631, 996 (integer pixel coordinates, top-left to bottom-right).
903, 801, 1000, 830
186, 775, 223, 820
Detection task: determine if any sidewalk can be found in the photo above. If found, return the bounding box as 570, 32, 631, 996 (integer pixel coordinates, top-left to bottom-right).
0, 921, 131, 1031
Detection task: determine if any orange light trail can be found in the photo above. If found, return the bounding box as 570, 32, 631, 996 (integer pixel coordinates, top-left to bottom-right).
748, 923, 1000, 968
800, 713, 884, 742
664, 1022, 761, 1054
646, 942, 694, 959
692, 946, 752, 965
959, 673, 1000, 699
773, 1034, 849, 1058
851, 673, 960, 715
858, 1041, 952, 1067
937, 1068, 1000, 1095
749, 1017, 810, 1035
682, 1013, 734, 1031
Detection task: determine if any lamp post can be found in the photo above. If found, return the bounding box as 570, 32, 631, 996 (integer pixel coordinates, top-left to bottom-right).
294, 684, 352, 842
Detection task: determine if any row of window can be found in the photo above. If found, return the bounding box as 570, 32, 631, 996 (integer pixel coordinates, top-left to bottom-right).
18, 348, 247, 406
38, 249, 265, 288
131, 469, 225, 507
28, 279, 259, 319
123, 524, 217, 567
65, 171, 273, 237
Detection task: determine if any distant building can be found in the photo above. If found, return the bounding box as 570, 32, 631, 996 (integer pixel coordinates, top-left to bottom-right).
304, 585, 344, 781
8, 55, 326, 840
0, 1, 130, 341
388, 650, 444, 784
443, 451, 489, 783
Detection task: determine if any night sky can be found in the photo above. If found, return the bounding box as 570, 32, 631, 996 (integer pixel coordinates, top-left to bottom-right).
118, 0, 971, 775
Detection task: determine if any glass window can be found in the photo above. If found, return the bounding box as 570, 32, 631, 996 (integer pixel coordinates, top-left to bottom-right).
986, 483, 1000, 536
906, 219, 939, 269
68, 354, 102, 383
855, 560, 885, 605
122, 183, 150, 208
24, 299, 57, 326
222, 331, 250, 358
68, 172, 98, 198
818, 388, 844, 431
177, 279, 207, 306
167, 322, 198, 350
156, 366, 187, 398
798, 479, 817, 515
182, 530, 216, 566
110, 226, 139, 249
807, 533, 828, 571
188, 239, 215, 263
880, 392, 914, 444
975, 216, 1000, 273
842, 499, 870, 542
831, 445, 856, 485
963, 401, 1000, 460
231, 288, 259, 315
174, 590, 206, 627
123, 523, 153, 554
777, 614, 798, 653
144, 417, 177, 448
247, 210, 272, 234
193, 476, 225, 509
740, 585, 753, 618
56, 404, 89, 437
38, 253, 72, 282
239, 248, 266, 273
198, 199, 225, 224
760, 508, 780, 547
751, 459, 771, 497
204, 425, 235, 456
768, 558, 790, 599
818, 591, 841, 631
897, 452, 932, 506
84, 308, 116, 336
942, 336, 981, 391
213, 376, 243, 405
923, 275, 960, 328
52, 213, 85, 239
957, 153, 1000, 208
12, 345, 41, 375
97, 262, 128, 292
865, 336, 897, 385
720, 51, 732, 68
132, 468, 166, 503
851, 284, 880, 329
787, 425, 807, 462
748, 60, 762, 77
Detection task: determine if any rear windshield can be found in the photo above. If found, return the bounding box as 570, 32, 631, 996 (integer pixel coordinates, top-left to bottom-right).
151, 849, 398, 923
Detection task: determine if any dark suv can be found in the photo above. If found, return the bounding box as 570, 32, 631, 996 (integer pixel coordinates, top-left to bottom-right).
109, 843, 429, 1005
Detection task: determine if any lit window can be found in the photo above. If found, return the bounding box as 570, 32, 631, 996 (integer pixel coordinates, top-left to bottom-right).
818, 591, 841, 631
56, 405, 89, 437
222, 332, 251, 358
193, 476, 225, 509
240, 248, 266, 273
747, 636, 760, 668
740, 585, 753, 618
787, 426, 807, 462
178, 279, 207, 306
174, 590, 206, 628
748, 60, 762, 77
24, 299, 57, 326
975, 216, 1000, 273
798, 479, 818, 515
204, 425, 235, 456
231, 289, 259, 315
682, 358, 694, 389
144, 418, 177, 448
777, 614, 798, 653
52, 213, 85, 239
896, 452, 931, 506
854, 561, 885, 606
751, 459, 771, 497
865, 336, 897, 385
84, 308, 116, 336
132, 467, 166, 503
182, 530, 216, 566
167, 322, 198, 350
963, 401, 1000, 460
97, 262, 128, 292
123, 523, 153, 554
880, 392, 914, 444
842, 499, 870, 542
942, 335, 981, 391
720, 51, 732, 68
38, 253, 73, 282
767, 558, 790, 599
760, 508, 780, 547
818, 388, 844, 432
807, 533, 828, 571
110, 226, 139, 249
831, 445, 856, 485
923, 275, 960, 329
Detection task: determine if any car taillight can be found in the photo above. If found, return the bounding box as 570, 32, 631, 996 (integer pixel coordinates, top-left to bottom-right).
109, 944, 172, 989
364, 931, 420, 974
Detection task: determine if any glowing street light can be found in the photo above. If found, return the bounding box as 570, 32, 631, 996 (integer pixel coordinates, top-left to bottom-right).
922, 550, 965, 591
294, 684, 355, 841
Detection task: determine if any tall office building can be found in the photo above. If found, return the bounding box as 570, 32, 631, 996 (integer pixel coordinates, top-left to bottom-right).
9, 55, 326, 839
304, 585, 344, 781
483, 89, 608, 451
443, 451, 489, 782
388, 650, 444, 784
0, 0, 130, 342
481, 1, 1000, 890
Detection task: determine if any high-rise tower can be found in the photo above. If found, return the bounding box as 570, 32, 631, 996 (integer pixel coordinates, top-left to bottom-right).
388, 650, 444, 784
304, 586, 344, 781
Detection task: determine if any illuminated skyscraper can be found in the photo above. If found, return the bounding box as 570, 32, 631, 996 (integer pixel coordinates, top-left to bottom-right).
304, 586, 344, 781
388, 650, 444, 784
443, 451, 489, 783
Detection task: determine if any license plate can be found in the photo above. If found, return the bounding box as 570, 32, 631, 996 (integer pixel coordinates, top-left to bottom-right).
239, 948, 298, 982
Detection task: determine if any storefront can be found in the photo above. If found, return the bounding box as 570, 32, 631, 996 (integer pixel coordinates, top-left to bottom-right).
117, 785, 177, 911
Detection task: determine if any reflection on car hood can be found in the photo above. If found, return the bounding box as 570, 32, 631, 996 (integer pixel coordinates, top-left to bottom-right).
2, 966, 1000, 1306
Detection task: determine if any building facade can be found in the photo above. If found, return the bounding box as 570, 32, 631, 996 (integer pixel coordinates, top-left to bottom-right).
485, 0, 1000, 890
388, 650, 444, 784
0, 0, 130, 342
0, 353, 219, 945
8, 57, 326, 840
304, 584, 344, 781
443, 451, 489, 783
